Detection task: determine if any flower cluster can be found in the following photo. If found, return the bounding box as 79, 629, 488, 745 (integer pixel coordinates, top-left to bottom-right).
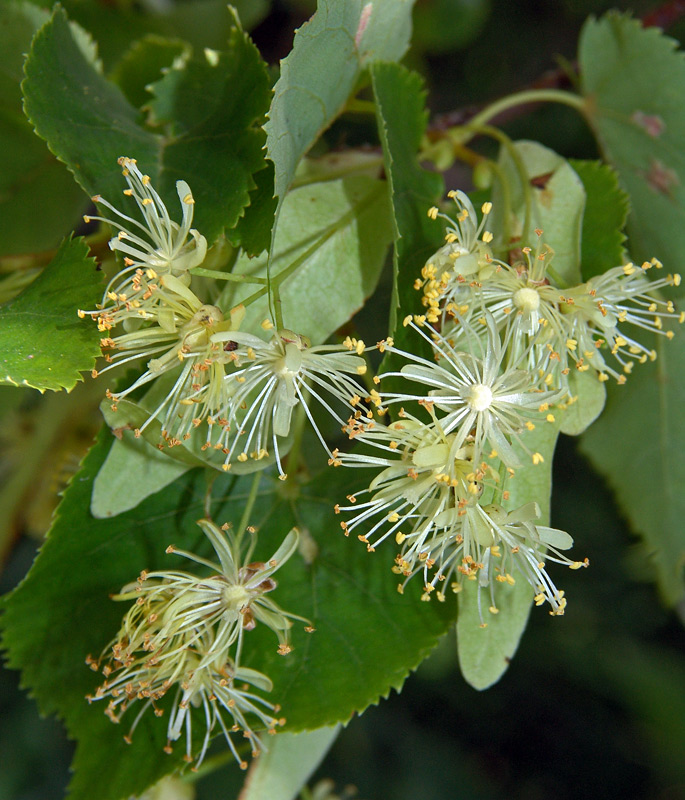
81, 159, 369, 474
415, 191, 683, 391
334, 184, 679, 618
333, 313, 582, 615
80, 161, 681, 670
87, 520, 311, 769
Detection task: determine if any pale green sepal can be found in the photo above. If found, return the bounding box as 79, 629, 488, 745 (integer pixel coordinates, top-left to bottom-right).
457, 576, 535, 691
91, 433, 190, 519
537, 526, 574, 550
240, 725, 341, 800
504, 501, 541, 524
457, 421, 560, 689
265, 528, 300, 577
558, 369, 607, 436
234, 666, 274, 694
492, 140, 585, 287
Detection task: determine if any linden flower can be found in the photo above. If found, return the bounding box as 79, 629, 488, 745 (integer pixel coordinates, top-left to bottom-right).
89, 640, 283, 770
162, 656, 284, 769
333, 411, 484, 557
377, 314, 561, 467
97, 298, 245, 444
442, 235, 570, 348
86, 520, 308, 767
395, 499, 587, 615
84, 157, 207, 324
109, 520, 307, 662
208, 329, 368, 477
417, 190, 494, 323
560, 259, 683, 382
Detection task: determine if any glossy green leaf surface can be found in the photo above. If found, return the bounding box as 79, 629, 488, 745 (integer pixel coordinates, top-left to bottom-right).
0, 3, 87, 255
369, 61, 444, 382
23, 6, 271, 246
23, 7, 156, 203
109, 34, 189, 110
0, 237, 101, 391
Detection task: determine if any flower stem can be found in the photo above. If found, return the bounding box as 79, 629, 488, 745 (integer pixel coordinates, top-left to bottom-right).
235, 471, 263, 547
345, 97, 376, 115
465, 88, 586, 133
473, 123, 534, 248
189, 267, 268, 284
272, 283, 285, 330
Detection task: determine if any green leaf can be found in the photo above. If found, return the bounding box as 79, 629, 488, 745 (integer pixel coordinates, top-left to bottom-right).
580, 331, 685, 603
33, 0, 268, 73
229, 160, 277, 257
557, 369, 607, 437
109, 35, 189, 110
241, 725, 340, 800
144, 18, 272, 245
0, 3, 50, 109
369, 62, 444, 382
493, 140, 585, 287
265, 0, 414, 206
150, 0, 271, 49
570, 159, 629, 281
0, 3, 88, 255
457, 422, 560, 690
23, 6, 271, 246
221, 175, 393, 342
0, 236, 101, 391
1, 438, 452, 800
579, 12, 685, 288
23, 7, 156, 200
